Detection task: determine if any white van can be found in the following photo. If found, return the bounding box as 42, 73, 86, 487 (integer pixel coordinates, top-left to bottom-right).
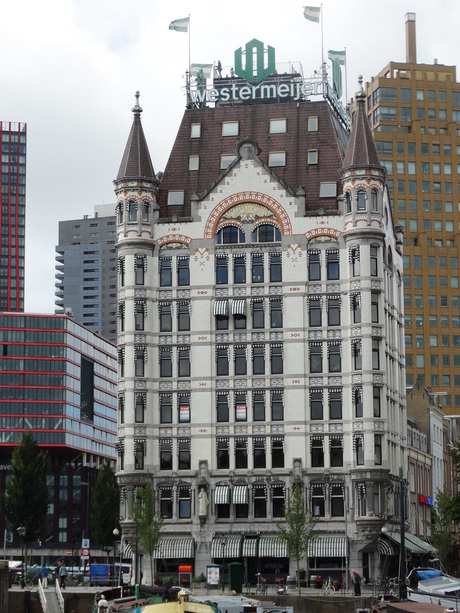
114, 563, 132, 585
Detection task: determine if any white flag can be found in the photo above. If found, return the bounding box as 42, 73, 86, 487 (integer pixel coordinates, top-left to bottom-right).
169, 17, 189, 32
303, 6, 321, 23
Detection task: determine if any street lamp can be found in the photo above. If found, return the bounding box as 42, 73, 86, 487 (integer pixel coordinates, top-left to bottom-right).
18, 526, 25, 589
220, 537, 227, 593
113, 528, 120, 587
399, 467, 407, 601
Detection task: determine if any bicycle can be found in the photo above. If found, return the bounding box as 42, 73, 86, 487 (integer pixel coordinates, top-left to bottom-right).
382, 577, 398, 598
11, 572, 34, 590
255, 573, 267, 595
322, 577, 335, 596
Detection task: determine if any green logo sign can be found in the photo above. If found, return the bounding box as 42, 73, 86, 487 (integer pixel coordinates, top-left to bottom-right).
234, 39, 276, 83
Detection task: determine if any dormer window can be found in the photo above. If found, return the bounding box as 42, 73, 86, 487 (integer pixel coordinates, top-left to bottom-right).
270, 118, 287, 134
167, 191, 184, 206
222, 121, 239, 137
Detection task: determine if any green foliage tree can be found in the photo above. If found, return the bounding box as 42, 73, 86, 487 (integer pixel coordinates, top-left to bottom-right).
276, 481, 317, 595
1, 431, 49, 569
90, 459, 120, 547
429, 488, 455, 572
132, 483, 163, 585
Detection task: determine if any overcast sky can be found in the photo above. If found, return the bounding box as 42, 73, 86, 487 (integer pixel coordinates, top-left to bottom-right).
2, 0, 460, 314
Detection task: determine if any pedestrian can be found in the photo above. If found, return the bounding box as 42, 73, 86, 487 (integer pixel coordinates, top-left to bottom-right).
352, 569, 361, 596
41, 563, 48, 589
58, 561, 67, 589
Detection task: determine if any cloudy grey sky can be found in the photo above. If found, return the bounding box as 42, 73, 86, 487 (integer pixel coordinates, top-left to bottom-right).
2, 0, 460, 313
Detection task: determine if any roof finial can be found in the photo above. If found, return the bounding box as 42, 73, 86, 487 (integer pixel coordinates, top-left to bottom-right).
132, 90, 143, 116
358, 75, 363, 93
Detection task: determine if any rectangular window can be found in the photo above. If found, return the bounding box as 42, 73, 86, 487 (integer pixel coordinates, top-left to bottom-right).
351, 293, 361, 323
177, 257, 190, 286
308, 116, 318, 131
234, 345, 247, 375
167, 191, 184, 206
235, 393, 247, 421
190, 123, 201, 138
311, 438, 324, 467
176, 302, 190, 332
370, 246, 378, 276
160, 394, 172, 424
220, 154, 237, 169
270, 344, 283, 374
253, 391, 265, 421
134, 347, 145, 377
271, 390, 284, 421
310, 343, 322, 373
178, 346, 190, 377
159, 302, 172, 332
253, 486, 267, 518
251, 254, 264, 283
354, 387, 363, 418
309, 298, 322, 327
353, 340, 362, 370
253, 438, 266, 469
311, 484, 325, 517
328, 296, 341, 326
178, 439, 191, 470
330, 438, 343, 467
135, 302, 145, 331
268, 151, 286, 167
308, 149, 318, 164
269, 252, 282, 282
217, 394, 229, 422
233, 254, 246, 284
215, 254, 228, 284
189, 155, 199, 171
372, 340, 380, 369
135, 393, 145, 423
374, 434, 382, 465
160, 488, 173, 519
222, 121, 239, 136
217, 438, 229, 469
328, 343, 341, 373
272, 438, 284, 468
326, 249, 340, 280
270, 118, 287, 133
270, 298, 283, 328
135, 440, 145, 469
330, 484, 344, 516
320, 182, 337, 198
308, 250, 321, 280
251, 299, 264, 328
178, 487, 191, 518
310, 388, 323, 420
135, 256, 145, 285
216, 346, 229, 376
159, 257, 172, 287
371, 293, 379, 323
178, 395, 190, 423
252, 344, 265, 375
329, 388, 342, 419
160, 347, 172, 378
235, 438, 248, 468
160, 439, 172, 470
354, 435, 364, 465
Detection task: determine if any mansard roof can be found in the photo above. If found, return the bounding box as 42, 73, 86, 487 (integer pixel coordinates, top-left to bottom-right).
156, 99, 348, 219
342, 89, 381, 169
116, 92, 155, 182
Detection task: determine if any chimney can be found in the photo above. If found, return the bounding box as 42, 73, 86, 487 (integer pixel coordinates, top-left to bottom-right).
405, 12, 417, 63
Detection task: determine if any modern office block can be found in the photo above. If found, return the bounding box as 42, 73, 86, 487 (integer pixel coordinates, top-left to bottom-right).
0, 121, 26, 312
55, 204, 117, 342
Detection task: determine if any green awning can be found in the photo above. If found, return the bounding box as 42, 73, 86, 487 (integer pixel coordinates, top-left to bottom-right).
152, 537, 194, 559
385, 531, 436, 555
307, 535, 347, 557
211, 536, 242, 558
258, 536, 287, 557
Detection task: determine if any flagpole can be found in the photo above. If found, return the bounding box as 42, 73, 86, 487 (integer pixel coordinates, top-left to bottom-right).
344, 46, 348, 109
321, 4, 326, 92
188, 14, 191, 108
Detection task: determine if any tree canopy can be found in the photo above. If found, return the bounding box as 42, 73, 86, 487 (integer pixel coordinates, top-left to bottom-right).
276, 481, 317, 595
90, 459, 120, 547
132, 483, 163, 585
1, 430, 49, 544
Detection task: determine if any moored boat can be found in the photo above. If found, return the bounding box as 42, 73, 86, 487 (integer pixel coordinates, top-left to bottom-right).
407, 569, 460, 609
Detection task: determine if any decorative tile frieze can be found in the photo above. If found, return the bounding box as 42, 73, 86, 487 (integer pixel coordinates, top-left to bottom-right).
234, 379, 247, 388
269, 286, 282, 295
178, 335, 190, 343
177, 380, 191, 390
216, 426, 230, 435
269, 332, 283, 341
270, 378, 283, 386
234, 333, 248, 342
216, 334, 229, 343
252, 379, 265, 387
159, 381, 173, 390
178, 289, 190, 298
233, 287, 247, 296
328, 376, 342, 385
352, 374, 363, 384
234, 425, 248, 434
215, 288, 228, 297
159, 290, 173, 299
159, 336, 172, 344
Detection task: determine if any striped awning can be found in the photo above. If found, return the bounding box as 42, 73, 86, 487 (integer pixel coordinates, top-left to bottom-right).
258, 536, 287, 558
214, 485, 230, 504
211, 536, 242, 559
307, 535, 347, 557
242, 538, 258, 557
233, 485, 248, 504
378, 537, 397, 556
214, 300, 229, 316
385, 531, 437, 555
152, 537, 194, 559
232, 299, 247, 315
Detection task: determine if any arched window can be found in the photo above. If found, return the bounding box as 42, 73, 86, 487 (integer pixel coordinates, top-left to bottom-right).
127, 201, 137, 222
345, 191, 352, 213
371, 189, 378, 211
251, 224, 281, 243
117, 203, 124, 224
142, 201, 150, 223
216, 225, 245, 244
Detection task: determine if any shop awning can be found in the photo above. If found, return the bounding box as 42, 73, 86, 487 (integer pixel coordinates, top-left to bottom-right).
233, 485, 248, 504
214, 485, 230, 504
211, 536, 242, 559
152, 537, 194, 559
385, 531, 436, 555
213, 300, 229, 316
258, 536, 287, 557
307, 535, 347, 557
378, 537, 397, 556
242, 537, 258, 557
232, 299, 247, 316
